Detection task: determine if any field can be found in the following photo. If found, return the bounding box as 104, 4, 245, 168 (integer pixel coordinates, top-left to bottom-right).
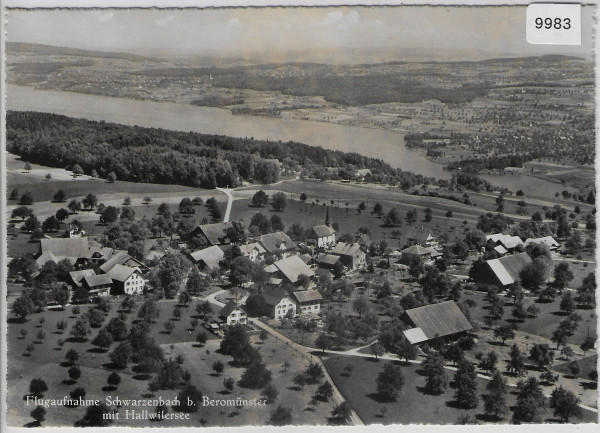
321, 355, 597, 424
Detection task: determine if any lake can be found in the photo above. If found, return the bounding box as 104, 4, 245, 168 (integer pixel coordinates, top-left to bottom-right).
6, 85, 569, 198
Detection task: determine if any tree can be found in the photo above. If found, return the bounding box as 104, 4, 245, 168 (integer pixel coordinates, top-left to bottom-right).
66, 348, 80, 365
20, 191, 34, 205
107, 371, 121, 389
11, 206, 34, 221
107, 171, 117, 183
110, 341, 133, 368
268, 405, 292, 426
513, 377, 546, 424
29, 379, 48, 397
453, 359, 478, 408
86, 308, 105, 328
212, 360, 225, 376
478, 351, 498, 374
24, 161, 33, 172
23, 215, 40, 233
68, 199, 81, 213
30, 405, 46, 426
138, 299, 160, 323
262, 384, 279, 403
9, 188, 19, 200
272, 192, 287, 211
91, 329, 114, 350
423, 351, 448, 394
482, 370, 508, 419
527, 303, 541, 318
384, 207, 402, 227
519, 259, 549, 292
331, 401, 352, 424
12, 293, 35, 319
252, 190, 269, 207
68, 366, 81, 382
549, 386, 582, 423
494, 325, 515, 345
70, 317, 91, 340
82, 193, 98, 210
370, 342, 385, 360
352, 296, 369, 319
559, 292, 576, 314
239, 360, 272, 389
229, 256, 256, 287
553, 263, 574, 289
528, 343, 554, 370
376, 363, 404, 401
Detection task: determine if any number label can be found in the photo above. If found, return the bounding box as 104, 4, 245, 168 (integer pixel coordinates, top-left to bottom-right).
526, 4, 581, 45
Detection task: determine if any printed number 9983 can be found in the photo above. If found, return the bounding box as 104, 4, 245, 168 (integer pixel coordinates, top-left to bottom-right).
535, 17, 571, 29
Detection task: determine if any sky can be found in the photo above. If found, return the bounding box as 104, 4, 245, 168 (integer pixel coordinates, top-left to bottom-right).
5, 6, 596, 62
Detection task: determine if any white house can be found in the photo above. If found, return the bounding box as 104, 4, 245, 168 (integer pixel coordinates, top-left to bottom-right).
219, 301, 247, 325
239, 242, 267, 262
312, 224, 336, 249
107, 264, 145, 295
291, 290, 323, 315
261, 287, 296, 319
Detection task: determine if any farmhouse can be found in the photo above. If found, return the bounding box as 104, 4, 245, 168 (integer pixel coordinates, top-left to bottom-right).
99, 250, 149, 274
472, 252, 533, 288
273, 254, 315, 285
525, 236, 560, 250
188, 245, 225, 271
106, 264, 145, 295
316, 253, 341, 270
261, 287, 296, 319
68, 269, 96, 288
238, 242, 266, 262
219, 301, 247, 325
291, 290, 323, 315
312, 224, 336, 249
356, 233, 373, 249
191, 222, 232, 246
331, 242, 366, 270
399, 244, 442, 260
405, 226, 438, 248
486, 233, 524, 251
82, 274, 113, 296
257, 231, 296, 256
402, 300, 472, 344
37, 237, 103, 267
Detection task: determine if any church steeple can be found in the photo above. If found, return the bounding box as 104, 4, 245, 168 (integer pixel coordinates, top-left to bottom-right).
325, 207, 330, 226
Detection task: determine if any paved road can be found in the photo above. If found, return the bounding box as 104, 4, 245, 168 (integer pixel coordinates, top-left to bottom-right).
216, 187, 233, 223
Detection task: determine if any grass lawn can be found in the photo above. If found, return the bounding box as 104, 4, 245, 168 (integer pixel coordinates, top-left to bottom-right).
321, 355, 597, 424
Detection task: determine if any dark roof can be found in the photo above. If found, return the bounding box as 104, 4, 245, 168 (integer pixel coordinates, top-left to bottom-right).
258, 231, 296, 253
99, 251, 130, 273
199, 222, 231, 245
405, 226, 435, 243
274, 255, 315, 283
404, 300, 472, 340
331, 242, 363, 257
261, 287, 290, 307
486, 252, 532, 286
292, 290, 323, 303
313, 225, 336, 238
83, 274, 113, 287
189, 245, 225, 269
69, 269, 95, 286
356, 233, 373, 247
317, 254, 341, 265
106, 264, 139, 282
400, 244, 432, 256
39, 238, 101, 259
219, 300, 239, 318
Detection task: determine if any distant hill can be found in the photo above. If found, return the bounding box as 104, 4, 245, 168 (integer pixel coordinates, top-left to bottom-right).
6, 42, 157, 63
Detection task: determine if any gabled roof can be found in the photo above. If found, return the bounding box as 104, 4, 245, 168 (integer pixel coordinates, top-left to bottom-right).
99, 251, 130, 273
198, 222, 232, 245
331, 242, 363, 257
219, 300, 241, 318
317, 254, 341, 265
258, 231, 296, 253
314, 268, 333, 280
274, 255, 315, 283
486, 233, 524, 250
403, 327, 428, 344
69, 269, 96, 286
107, 264, 139, 282
313, 225, 336, 238
405, 226, 435, 243
264, 264, 278, 274
356, 233, 373, 247
404, 300, 472, 340
36, 250, 58, 267
261, 287, 290, 306
189, 245, 225, 269
525, 236, 559, 248
239, 242, 266, 256
494, 245, 508, 255
400, 244, 432, 256
145, 250, 166, 262
486, 252, 532, 286
292, 290, 323, 304
83, 274, 113, 287
39, 238, 101, 258
298, 253, 312, 264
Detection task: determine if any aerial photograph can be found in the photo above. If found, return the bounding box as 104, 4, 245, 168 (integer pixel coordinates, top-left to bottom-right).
3, 4, 597, 427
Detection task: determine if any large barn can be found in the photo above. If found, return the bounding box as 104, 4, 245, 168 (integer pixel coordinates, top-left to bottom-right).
473, 252, 532, 288
401, 300, 472, 344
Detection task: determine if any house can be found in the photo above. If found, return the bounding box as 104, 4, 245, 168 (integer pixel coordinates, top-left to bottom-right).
68, 269, 96, 288
402, 301, 472, 344
69, 226, 87, 238
486, 234, 524, 251
145, 250, 166, 263
314, 267, 334, 282
273, 254, 315, 285
188, 245, 225, 271
405, 226, 438, 248
331, 242, 367, 270
219, 301, 247, 325
190, 222, 232, 246
239, 242, 266, 262
356, 233, 373, 249
400, 244, 434, 258
106, 264, 145, 295
493, 245, 508, 256
312, 224, 336, 249
257, 231, 297, 256
37, 237, 103, 266
525, 236, 560, 251
316, 253, 341, 270
472, 252, 533, 288
99, 250, 149, 274
261, 287, 296, 319
291, 290, 323, 315
82, 274, 113, 296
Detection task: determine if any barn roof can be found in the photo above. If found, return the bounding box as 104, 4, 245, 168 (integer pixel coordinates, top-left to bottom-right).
84, 274, 113, 287
261, 287, 290, 306
258, 231, 296, 253
107, 264, 139, 282
404, 300, 472, 340
189, 245, 225, 269
69, 269, 96, 286
317, 254, 341, 265
486, 233, 524, 250
239, 242, 266, 256
525, 236, 559, 248
486, 252, 532, 286
99, 251, 130, 273
313, 224, 336, 238
274, 254, 315, 283
292, 290, 323, 304
331, 242, 362, 257
405, 226, 435, 243
199, 222, 231, 245
39, 238, 102, 259
403, 327, 428, 344
400, 244, 432, 256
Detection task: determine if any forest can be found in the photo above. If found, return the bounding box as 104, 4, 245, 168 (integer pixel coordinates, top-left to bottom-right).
6, 111, 425, 189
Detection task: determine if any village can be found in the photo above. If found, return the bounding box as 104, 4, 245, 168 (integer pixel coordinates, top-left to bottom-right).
5, 152, 598, 426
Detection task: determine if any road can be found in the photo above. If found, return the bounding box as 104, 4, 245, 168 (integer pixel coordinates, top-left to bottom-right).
216, 187, 234, 223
